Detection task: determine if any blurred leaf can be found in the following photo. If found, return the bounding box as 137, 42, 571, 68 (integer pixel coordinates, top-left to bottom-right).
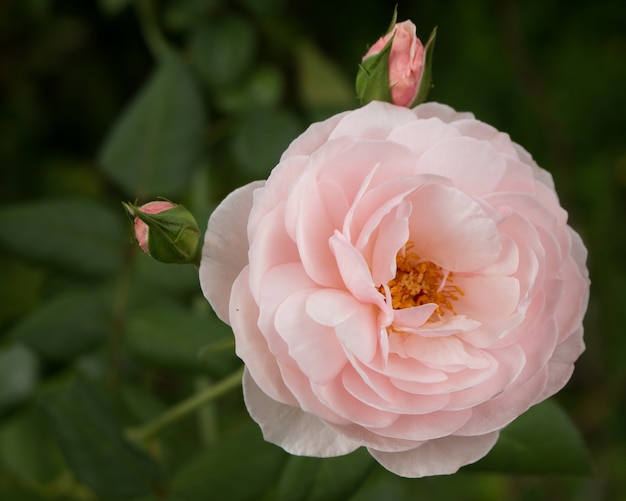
0, 258, 44, 328
99, 51, 207, 198
0, 408, 64, 484
98, 0, 130, 16
0, 344, 39, 415
0, 199, 126, 276
465, 399, 590, 475
278, 449, 374, 501
120, 384, 166, 424
125, 306, 237, 376
0, 480, 45, 501
295, 41, 356, 117
190, 13, 256, 88
10, 289, 112, 361
215, 64, 285, 113
171, 421, 286, 501
236, 0, 285, 17
38, 378, 161, 500
163, 0, 224, 32
134, 249, 201, 295
350, 466, 508, 501
231, 109, 302, 178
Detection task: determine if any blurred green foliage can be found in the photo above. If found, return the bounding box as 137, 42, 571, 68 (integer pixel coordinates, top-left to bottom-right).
1, 0, 625, 499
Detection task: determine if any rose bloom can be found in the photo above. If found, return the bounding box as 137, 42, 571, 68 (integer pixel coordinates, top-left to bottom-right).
363, 20, 425, 107
200, 101, 589, 477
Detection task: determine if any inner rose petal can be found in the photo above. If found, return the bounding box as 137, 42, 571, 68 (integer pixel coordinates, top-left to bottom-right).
274, 289, 347, 384
407, 183, 501, 272
416, 136, 507, 196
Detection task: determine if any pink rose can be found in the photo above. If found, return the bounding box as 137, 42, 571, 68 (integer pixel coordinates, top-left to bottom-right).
199, 101, 589, 477
363, 21, 425, 107
133, 201, 175, 254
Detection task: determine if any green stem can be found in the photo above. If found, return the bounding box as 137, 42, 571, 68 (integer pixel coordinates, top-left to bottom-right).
135, 0, 169, 59
128, 366, 244, 443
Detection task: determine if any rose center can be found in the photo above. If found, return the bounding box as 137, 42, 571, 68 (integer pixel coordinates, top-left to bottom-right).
381, 243, 464, 315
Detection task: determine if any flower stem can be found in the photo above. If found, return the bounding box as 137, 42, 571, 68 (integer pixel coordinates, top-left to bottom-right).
127, 366, 244, 443
135, 0, 169, 59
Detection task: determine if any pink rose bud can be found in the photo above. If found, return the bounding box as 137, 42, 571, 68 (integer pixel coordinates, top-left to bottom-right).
124, 200, 201, 265
364, 21, 424, 107
356, 12, 436, 108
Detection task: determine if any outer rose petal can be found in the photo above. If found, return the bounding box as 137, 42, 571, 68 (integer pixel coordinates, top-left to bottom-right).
200, 181, 264, 323
369, 431, 500, 478
243, 369, 360, 457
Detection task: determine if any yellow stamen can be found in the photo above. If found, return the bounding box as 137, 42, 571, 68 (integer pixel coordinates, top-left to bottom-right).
380, 242, 464, 316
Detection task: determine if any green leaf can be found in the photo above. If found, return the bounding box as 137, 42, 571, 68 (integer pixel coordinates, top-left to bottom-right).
99, 51, 207, 198
231, 109, 302, 179
0, 480, 45, 501
38, 378, 161, 500
0, 199, 126, 276
0, 408, 64, 484
125, 306, 237, 376
0, 344, 39, 415
190, 14, 256, 88
278, 449, 374, 501
171, 421, 287, 501
0, 258, 44, 328
10, 289, 112, 361
465, 399, 590, 475
214, 64, 285, 113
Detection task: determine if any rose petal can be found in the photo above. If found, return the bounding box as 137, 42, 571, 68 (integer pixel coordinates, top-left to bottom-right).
247, 202, 299, 303
230, 267, 297, 406
454, 366, 549, 436
453, 275, 520, 322
369, 431, 499, 478
416, 137, 507, 195
242, 369, 360, 457
387, 118, 461, 157
539, 326, 585, 400
274, 289, 347, 384
329, 101, 417, 140
407, 183, 501, 272
329, 231, 386, 306
413, 102, 474, 123
280, 110, 349, 160
306, 289, 381, 365
342, 363, 451, 415
450, 119, 519, 157
200, 181, 263, 323
312, 378, 400, 428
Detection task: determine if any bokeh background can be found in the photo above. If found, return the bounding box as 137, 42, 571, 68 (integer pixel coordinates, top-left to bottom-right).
1, 0, 625, 499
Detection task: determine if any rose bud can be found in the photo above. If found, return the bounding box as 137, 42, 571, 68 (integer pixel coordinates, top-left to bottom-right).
124, 200, 201, 265
357, 14, 436, 108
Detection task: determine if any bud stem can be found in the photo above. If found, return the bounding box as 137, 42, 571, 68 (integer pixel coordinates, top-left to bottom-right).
126, 366, 244, 444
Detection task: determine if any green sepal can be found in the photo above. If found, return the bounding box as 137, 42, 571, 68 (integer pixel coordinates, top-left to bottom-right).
123, 201, 201, 266
410, 26, 437, 107
356, 33, 395, 106
385, 5, 398, 35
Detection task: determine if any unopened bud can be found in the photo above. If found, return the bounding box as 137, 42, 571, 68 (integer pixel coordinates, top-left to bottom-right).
357, 10, 436, 108
124, 200, 201, 265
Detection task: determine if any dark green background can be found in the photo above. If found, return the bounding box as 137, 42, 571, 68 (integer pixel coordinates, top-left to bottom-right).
1, 0, 624, 499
